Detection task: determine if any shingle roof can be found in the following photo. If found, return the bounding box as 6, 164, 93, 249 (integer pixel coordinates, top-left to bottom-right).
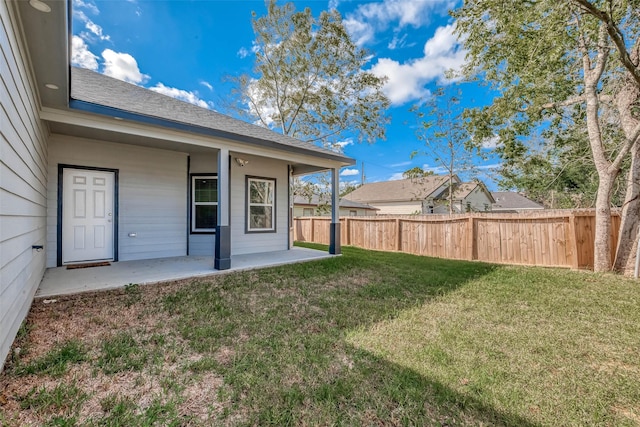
491, 192, 544, 210
293, 195, 378, 210
70, 67, 353, 164
343, 176, 453, 203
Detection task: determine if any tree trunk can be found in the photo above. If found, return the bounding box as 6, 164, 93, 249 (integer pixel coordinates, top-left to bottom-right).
448, 174, 453, 215
584, 71, 614, 272
613, 49, 640, 274
594, 174, 615, 272
614, 149, 640, 275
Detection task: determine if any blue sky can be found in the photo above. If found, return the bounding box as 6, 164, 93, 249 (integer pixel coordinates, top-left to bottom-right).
71, 0, 501, 189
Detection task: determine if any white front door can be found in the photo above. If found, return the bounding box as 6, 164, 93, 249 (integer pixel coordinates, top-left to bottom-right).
62, 168, 115, 264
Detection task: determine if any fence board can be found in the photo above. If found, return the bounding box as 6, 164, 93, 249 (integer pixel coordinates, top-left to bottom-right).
293, 210, 621, 270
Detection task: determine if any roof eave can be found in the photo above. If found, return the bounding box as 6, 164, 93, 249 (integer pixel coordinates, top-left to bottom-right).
69, 100, 355, 166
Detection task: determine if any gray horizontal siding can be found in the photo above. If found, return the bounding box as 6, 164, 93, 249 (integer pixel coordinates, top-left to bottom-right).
47, 136, 188, 266
229, 154, 289, 255
188, 152, 217, 256
1, 2, 49, 369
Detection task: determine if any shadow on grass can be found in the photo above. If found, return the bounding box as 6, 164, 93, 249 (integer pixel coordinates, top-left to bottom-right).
162, 244, 539, 425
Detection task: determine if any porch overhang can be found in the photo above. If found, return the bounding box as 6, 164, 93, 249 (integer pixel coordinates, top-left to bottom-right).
41, 106, 353, 175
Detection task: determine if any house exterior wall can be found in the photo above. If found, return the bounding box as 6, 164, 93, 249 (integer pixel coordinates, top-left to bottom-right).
464, 187, 493, 212
1, 2, 49, 368
372, 201, 423, 215
46, 136, 188, 266
341, 208, 376, 216
188, 152, 217, 256
293, 205, 313, 217
230, 153, 289, 255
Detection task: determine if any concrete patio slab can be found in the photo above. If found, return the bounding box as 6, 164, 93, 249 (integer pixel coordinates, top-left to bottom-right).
37, 247, 336, 298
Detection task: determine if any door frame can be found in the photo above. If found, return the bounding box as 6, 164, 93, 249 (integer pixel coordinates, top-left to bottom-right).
57, 164, 119, 266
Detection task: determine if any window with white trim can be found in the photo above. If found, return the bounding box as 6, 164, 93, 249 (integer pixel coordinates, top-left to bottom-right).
192, 175, 217, 233
247, 177, 275, 232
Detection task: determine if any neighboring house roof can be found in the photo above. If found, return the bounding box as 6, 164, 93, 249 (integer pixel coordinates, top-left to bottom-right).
293, 195, 378, 210
70, 67, 353, 165
343, 176, 457, 203
491, 192, 544, 211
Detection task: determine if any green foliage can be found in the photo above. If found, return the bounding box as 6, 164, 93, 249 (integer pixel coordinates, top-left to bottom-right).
499, 110, 630, 207
453, 0, 640, 204
339, 182, 360, 197
15, 340, 86, 377
402, 166, 434, 180
232, 0, 390, 147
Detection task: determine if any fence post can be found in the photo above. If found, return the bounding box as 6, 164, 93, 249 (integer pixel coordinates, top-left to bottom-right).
467, 214, 475, 261
396, 218, 402, 252
568, 213, 580, 269
345, 217, 351, 246
310, 218, 315, 243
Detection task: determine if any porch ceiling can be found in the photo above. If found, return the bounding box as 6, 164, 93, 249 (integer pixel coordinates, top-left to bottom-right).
13, 0, 69, 110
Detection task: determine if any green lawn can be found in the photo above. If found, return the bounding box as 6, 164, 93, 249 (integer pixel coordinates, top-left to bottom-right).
1, 243, 639, 426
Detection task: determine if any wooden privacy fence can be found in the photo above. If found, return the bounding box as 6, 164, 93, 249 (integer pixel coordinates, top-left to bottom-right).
293, 210, 621, 270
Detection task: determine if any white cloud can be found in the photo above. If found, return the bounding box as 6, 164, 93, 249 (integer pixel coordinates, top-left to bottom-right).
73, 0, 99, 15
150, 83, 214, 109
480, 135, 500, 150
334, 139, 353, 148
101, 49, 149, 84
340, 168, 360, 177
370, 24, 466, 105
477, 163, 501, 170
389, 160, 412, 168
200, 80, 213, 91
343, 18, 376, 47
387, 33, 409, 50
71, 36, 99, 71
85, 21, 110, 41
237, 47, 250, 59
329, 0, 341, 10
74, 7, 110, 42
343, 0, 456, 46
389, 172, 405, 181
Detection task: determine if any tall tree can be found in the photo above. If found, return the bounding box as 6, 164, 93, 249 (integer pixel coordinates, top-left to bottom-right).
411, 86, 479, 215
498, 107, 628, 209
454, 0, 640, 272
232, 0, 390, 148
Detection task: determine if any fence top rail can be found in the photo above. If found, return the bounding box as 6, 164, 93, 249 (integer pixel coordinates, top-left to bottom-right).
295, 208, 619, 222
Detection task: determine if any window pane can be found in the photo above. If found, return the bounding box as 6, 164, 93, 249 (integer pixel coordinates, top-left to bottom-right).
195, 179, 217, 202
250, 180, 273, 204
195, 205, 217, 230
249, 206, 273, 229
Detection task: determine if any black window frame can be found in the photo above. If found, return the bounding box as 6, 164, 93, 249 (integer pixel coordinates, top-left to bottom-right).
245, 176, 277, 233
191, 174, 218, 234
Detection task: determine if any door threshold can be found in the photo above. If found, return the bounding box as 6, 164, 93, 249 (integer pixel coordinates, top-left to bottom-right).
65, 261, 112, 270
